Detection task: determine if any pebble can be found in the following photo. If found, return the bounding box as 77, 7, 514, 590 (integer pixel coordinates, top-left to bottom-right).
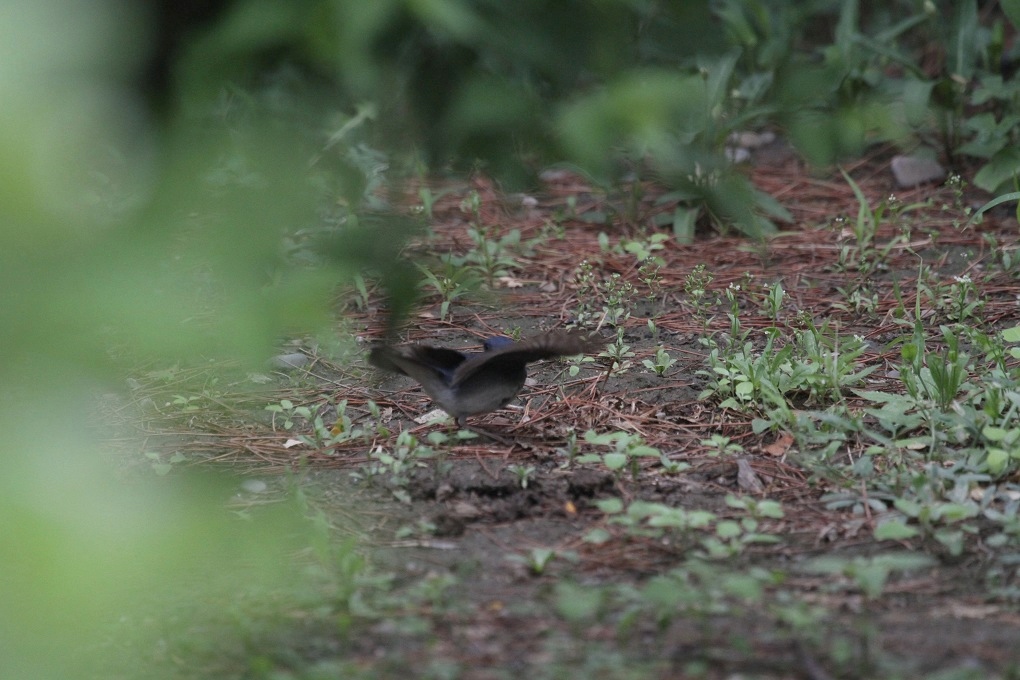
725, 146, 751, 163
241, 479, 268, 494
891, 154, 945, 187
729, 130, 776, 149
725, 130, 777, 164
270, 353, 309, 369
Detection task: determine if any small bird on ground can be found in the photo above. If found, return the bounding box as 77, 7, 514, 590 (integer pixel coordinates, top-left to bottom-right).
368, 330, 593, 442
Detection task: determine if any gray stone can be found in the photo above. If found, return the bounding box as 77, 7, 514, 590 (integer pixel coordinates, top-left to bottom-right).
270, 352, 309, 369
891, 154, 945, 188
241, 479, 268, 494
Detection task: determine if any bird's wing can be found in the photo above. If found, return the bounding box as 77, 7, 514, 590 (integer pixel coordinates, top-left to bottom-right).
450, 331, 593, 385
369, 346, 467, 384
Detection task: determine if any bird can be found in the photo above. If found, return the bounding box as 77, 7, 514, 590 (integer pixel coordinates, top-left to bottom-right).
368, 330, 593, 442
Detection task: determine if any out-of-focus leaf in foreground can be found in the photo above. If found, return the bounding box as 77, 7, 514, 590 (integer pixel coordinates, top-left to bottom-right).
0, 4, 350, 678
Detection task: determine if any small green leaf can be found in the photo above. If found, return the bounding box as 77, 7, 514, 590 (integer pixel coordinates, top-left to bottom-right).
735, 381, 755, 398
933, 502, 978, 523
602, 452, 628, 470
596, 498, 624, 514
530, 548, 554, 568
554, 582, 603, 623
983, 426, 1009, 442
719, 574, 764, 600
874, 519, 919, 540
716, 521, 743, 539
986, 447, 1009, 475
893, 498, 923, 517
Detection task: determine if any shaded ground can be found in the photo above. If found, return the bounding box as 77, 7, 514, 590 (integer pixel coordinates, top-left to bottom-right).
108, 143, 1020, 679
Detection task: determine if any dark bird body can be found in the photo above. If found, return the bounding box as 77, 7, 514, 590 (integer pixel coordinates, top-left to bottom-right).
368, 331, 591, 434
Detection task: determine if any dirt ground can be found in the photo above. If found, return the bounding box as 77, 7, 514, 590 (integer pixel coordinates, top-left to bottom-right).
116, 141, 1020, 679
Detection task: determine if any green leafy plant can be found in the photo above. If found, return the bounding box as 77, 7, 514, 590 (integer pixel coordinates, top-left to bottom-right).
265, 398, 312, 431
348, 273, 371, 311
801, 553, 935, 599
899, 325, 971, 412
555, 431, 581, 462
170, 394, 204, 412
683, 263, 716, 331
761, 281, 785, 323
266, 398, 383, 448
637, 258, 664, 301
832, 284, 879, 316
143, 451, 187, 476
646, 318, 660, 344
980, 233, 1018, 274
604, 232, 669, 264
417, 261, 479, 321
451, 190, 523, 286
642, 346, 677, 377
835, 169, 913, 276
942, 274, 984, 324
507, 547, 576, 576
573, 259, 600, 327
508, 464, 537, 489
701, 434, 744, 456
596, 494, 783, 560
889, 488, 980, 557
658, 453, 690, 475
700, 319, 874, 411
579, 430, 661, 480
597, 497, 716, 538
699, 495, 785, 560
361, 431, 437, 501
600, 328, 636, 375
394, 518, 438, 540
416, 184, 454, 221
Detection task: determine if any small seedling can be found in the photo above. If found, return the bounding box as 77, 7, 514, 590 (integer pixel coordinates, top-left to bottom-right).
761, 281, 785, 323
802, 553, 935, 599
600, 328, 635, 374
170, 394, 203, 412
556, 431, 580, 462
144, 451, 187, 475
684, 263, 715, 330
361, 430, 437, 498
266, 398, 314, 430
417, 261, 478, 321
647, 318, 660, 344
508, 547, 558, 575
946, 274, 983, 323
638, 258, 663, 300
508, 464, 536, 489
579, 429, 661, 479
642, 346, 677, 377
701, 434, 744, 456
573, 261, 638, 328
658, 453, 690, 474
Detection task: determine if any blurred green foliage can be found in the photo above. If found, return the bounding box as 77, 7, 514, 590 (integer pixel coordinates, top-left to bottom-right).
169, 0, 1020, 229
4, 1, 1020, 677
